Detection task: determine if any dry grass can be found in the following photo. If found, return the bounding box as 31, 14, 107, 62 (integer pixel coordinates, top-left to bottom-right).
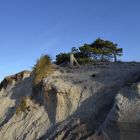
16, 96, 30, 115
33, 55, 54, 86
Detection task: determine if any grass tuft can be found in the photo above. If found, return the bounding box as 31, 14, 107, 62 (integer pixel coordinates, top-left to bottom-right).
16, 96, 30, 115
33, 55, 54, 86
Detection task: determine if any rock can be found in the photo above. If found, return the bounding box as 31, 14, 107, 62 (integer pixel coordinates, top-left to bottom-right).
102, 82, 140, 140
0, 70, 31, 91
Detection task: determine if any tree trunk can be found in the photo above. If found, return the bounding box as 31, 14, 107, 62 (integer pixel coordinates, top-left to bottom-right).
114, 52, 117, 62
70, 53, 74, 66
101, 55, 104, 61
70, 53, 79, 67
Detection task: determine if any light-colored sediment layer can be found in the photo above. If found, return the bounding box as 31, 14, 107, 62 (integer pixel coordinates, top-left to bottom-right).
0, 63, 140, 140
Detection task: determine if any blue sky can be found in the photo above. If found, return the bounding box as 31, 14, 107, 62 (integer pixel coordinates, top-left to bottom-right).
0, 0, 140, 80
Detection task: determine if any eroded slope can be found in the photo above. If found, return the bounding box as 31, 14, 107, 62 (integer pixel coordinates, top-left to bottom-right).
0, 63, 140, 140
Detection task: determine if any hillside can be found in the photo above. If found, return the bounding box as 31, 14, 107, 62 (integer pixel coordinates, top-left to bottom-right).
0, 62, 140, 140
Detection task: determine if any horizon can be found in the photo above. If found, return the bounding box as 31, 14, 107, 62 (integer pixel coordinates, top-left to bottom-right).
0, 0, 140, 81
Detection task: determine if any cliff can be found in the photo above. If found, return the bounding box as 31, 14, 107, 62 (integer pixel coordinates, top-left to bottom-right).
0, 70, 31, 91
0, 63, 140, 140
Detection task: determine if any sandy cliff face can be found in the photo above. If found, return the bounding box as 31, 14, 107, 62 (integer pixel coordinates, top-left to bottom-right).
41, 63, 140, 140
103, 82, 140, 140
0, 63, 140, 140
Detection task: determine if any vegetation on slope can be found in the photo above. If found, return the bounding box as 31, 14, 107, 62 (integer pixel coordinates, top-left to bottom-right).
31, 55, 54, 103
16, 96, 30, 114
32, 55, 54, 86
56, 38, 123, 65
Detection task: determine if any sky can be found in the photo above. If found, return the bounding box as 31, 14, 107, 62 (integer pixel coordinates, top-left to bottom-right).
0, 0, 140, 81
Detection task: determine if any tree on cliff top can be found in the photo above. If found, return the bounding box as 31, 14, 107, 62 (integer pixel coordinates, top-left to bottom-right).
91, 38, 123, 62
55, 38, 123, 65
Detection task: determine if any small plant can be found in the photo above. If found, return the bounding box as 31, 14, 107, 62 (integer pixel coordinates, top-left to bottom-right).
0, 117, 2, 123
54, 80, 58, 83
16, 96, 29, 115
33, 55, 54, 86
55, 53, 70, 65
77, 58, 94, 64
31, 55, 55, 101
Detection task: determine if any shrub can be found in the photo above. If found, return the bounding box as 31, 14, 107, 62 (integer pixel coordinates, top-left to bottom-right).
55, 53, 70, 65
55, 38, 123, 65
16, 96, 30, 114
33, 55, 54, 86
55, 52, 93, 65
77, 58, 94, 64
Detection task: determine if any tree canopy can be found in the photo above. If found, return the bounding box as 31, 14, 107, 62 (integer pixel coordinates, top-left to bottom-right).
55, 38, 123, 65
